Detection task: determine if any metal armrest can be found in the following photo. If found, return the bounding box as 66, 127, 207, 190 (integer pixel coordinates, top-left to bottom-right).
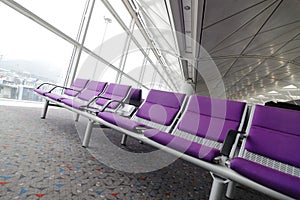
220, 130, 245, 157
36, 82, 58, 89
85, 95, 112, 107
79, 105, 100, 114
48, 85, 80, 93
80, 97, 124, 114
98, 99, 125, 112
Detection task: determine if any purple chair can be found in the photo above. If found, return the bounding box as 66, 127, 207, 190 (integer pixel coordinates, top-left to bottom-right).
34, 78, 89, 119
113, 88, 142, 118
34, 78, 89, 98
82, 89, 186, 147
82, 83, 132, 113
60, 81, 108, 109
57, 81, 107, 121
144, 95, 247, 162
229, 105, 300, 199
143, 95, 247, 200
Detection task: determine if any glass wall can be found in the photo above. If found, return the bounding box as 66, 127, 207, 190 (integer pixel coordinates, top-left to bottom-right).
0, 0, 182, 103
0, 3, 74, 101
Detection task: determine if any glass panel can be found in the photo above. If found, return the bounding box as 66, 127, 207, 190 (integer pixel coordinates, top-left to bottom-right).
122, 41, 144, 81
120, 76, 138, 87
13, 0, 87, 39
85, 0, 127, 65
108, 1, 132, 28
0, 4, 73, 101
132, 28, 148, 49
77, 51, 118, 82
141, 63, 156, 86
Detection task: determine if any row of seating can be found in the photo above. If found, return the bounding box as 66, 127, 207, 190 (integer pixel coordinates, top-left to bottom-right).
34, 78, 300, 200
34, 78, 142, 120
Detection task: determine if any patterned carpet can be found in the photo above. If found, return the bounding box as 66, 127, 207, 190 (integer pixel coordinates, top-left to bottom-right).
0, 105, 273, 200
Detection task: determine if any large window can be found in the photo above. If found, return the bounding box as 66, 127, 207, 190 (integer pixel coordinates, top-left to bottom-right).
13, 0, 87, 39
0, 3, 74, 101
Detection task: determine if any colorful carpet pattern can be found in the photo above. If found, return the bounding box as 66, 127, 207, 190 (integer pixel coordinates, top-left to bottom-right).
0, 105, 272, 199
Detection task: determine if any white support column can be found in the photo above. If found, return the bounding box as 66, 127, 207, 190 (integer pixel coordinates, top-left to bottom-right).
121, 134, 128, 145
225, 181, 236, 199
82, 120, 95, 147
74, 113, 80, 122
41, 100, 49, 119
209, 173, 229, 200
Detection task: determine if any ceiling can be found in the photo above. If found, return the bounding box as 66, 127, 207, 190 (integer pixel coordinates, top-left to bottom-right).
136, 0, 300, 103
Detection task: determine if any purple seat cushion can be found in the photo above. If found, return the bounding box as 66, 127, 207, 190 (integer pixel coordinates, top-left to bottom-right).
63, 78, 89, 96
77, 81, 107, 101
105, 83, 131, 97
144, 129, 220, 162
178, 111, 240, 142
146, 89, 186, 109
246, 105, 300, 168
34, 88, 47, 95
95, 84, 131, 109
187, 95, 246, 121
135, 102, 179, 126
64, 88, 81, 97
95, 94, 123, 109
61, 98, 84, 109
45, 93, 65, 101
98, 112, 147, 131
71, 78, 89, 88
132, 90, 186, 126
231, 158, 300, 199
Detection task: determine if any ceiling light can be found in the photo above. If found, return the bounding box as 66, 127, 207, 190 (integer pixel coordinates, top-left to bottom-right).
283, 84, 297, 89
257, 95, 266, 98
268, 90, 278, 94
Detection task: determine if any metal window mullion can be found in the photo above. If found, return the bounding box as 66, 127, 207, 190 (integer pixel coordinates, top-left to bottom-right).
82, 46, 149, 89
64, 0, 91, 87
129, 2, 179, 91
115, 18, 135, 83
138, 46, 150, 88
69, 0, 96, 83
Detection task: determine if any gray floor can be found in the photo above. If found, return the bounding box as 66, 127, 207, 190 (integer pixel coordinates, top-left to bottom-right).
0, 105, 274, 199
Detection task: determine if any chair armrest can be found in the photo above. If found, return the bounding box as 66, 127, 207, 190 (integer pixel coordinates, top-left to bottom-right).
85, 95, 112, 107
79, 105, 100, 114
80, 98, 124, 114
36, 82, 58, 89
98, 99, 125, 112
48, 85, 80, 93
220, 130, 245, 157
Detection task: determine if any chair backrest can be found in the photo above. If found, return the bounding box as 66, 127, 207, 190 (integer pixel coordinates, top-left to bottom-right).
64, 78, 89, 96
95, 83, 131, 109
125, 88, 142, 107
240, 105, 300, 169
175, 95, 247, 143
77, 81, 107, 101
133, 89, 186, 130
